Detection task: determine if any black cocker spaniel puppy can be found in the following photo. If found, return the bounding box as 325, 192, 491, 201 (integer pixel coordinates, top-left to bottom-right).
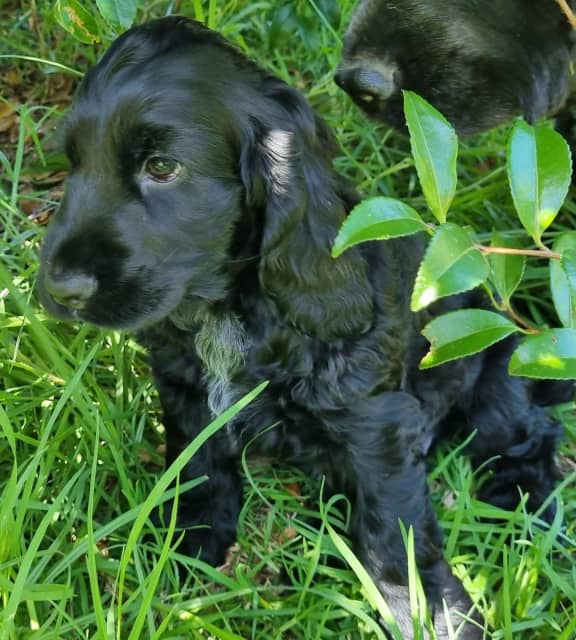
337, 0, 575, 136
38, 17, 564, 639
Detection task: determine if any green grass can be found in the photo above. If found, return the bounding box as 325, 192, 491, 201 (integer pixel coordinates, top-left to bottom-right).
1, 1, 575, 638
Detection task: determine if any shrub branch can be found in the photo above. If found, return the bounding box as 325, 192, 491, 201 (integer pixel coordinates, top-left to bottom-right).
556, 0, 576, 29
474, 244, 562, 260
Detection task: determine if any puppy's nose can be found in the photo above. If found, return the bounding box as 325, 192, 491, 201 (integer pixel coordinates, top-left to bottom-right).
44, 271, 97, 310
335, 64, 401, 105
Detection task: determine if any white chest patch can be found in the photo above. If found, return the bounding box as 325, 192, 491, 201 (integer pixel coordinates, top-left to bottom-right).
194, 311, 252, 417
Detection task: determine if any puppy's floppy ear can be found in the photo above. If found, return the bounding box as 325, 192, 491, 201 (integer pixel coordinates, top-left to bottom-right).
239, 79, 374, 340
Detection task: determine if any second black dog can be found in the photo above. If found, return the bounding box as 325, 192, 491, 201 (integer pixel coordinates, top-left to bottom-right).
337, 0, 575, 136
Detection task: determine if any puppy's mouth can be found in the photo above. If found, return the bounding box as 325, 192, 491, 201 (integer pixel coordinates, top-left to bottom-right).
38, 270, 184, 331
40, 288, 126, 328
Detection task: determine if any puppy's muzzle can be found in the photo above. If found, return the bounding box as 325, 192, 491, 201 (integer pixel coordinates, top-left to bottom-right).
43, 269, 97, 311
335, 63, 401, 110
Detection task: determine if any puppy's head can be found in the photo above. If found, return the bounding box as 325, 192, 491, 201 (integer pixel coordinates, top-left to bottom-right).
39, 17, 373, 338
39, 18, 251, 329
336, 0, 574, 135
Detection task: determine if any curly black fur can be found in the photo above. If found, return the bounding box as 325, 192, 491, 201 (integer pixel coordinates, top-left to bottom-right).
38, 17, 566, 639
337, 0, 576, 136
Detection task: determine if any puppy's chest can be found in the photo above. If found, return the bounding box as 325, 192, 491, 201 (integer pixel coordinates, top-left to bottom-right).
193, 312, 252, 416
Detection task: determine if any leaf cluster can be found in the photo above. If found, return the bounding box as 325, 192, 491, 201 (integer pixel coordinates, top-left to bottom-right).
334, 92, 575, 379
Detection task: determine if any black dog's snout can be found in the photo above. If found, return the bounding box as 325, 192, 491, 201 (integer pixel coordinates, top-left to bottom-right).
44, 270, 97, 310
335, 64, 400, 106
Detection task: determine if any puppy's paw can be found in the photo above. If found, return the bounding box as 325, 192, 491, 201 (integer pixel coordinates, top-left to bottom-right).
377, 573, 483, 640
149, 502, 235, 567
478, 462, 557, 523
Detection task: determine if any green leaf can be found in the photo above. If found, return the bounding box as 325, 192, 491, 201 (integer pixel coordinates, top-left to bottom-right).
507, 120, 571, 245
96, 0, 138, 28
420, 309, 519, 369
550, 232, 576, 328
403, 91, 458, 223
7, 583, 74, 602
54, 0, 101, 43
411, 223, 488, 311
509, 329, 576, 379
488, 231, 526, 304
332, 197, 428, 257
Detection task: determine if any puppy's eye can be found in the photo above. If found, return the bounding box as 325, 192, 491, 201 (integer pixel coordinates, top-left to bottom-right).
144, 156, 181, 182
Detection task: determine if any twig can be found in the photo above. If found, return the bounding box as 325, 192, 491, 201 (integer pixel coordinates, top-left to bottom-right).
474, 244, 562, 260
505, 305, 541, 334
482, 282, 540, 333
556, 0, 576, 29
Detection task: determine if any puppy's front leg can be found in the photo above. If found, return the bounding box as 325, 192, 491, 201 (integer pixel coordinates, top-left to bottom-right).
153, 376, 243, 567
352, 460, 478, 638
323, 393, 482, 639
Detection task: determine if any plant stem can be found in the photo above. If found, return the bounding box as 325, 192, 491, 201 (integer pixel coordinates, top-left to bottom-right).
474, 244, 562, 260
504, 304, 540, 334
556, 0, 576, 29
481, 282, 539, 333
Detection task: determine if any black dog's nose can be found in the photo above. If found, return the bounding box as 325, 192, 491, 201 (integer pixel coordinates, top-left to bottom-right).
44, 271, 97, 310
335, 64, 401, 106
